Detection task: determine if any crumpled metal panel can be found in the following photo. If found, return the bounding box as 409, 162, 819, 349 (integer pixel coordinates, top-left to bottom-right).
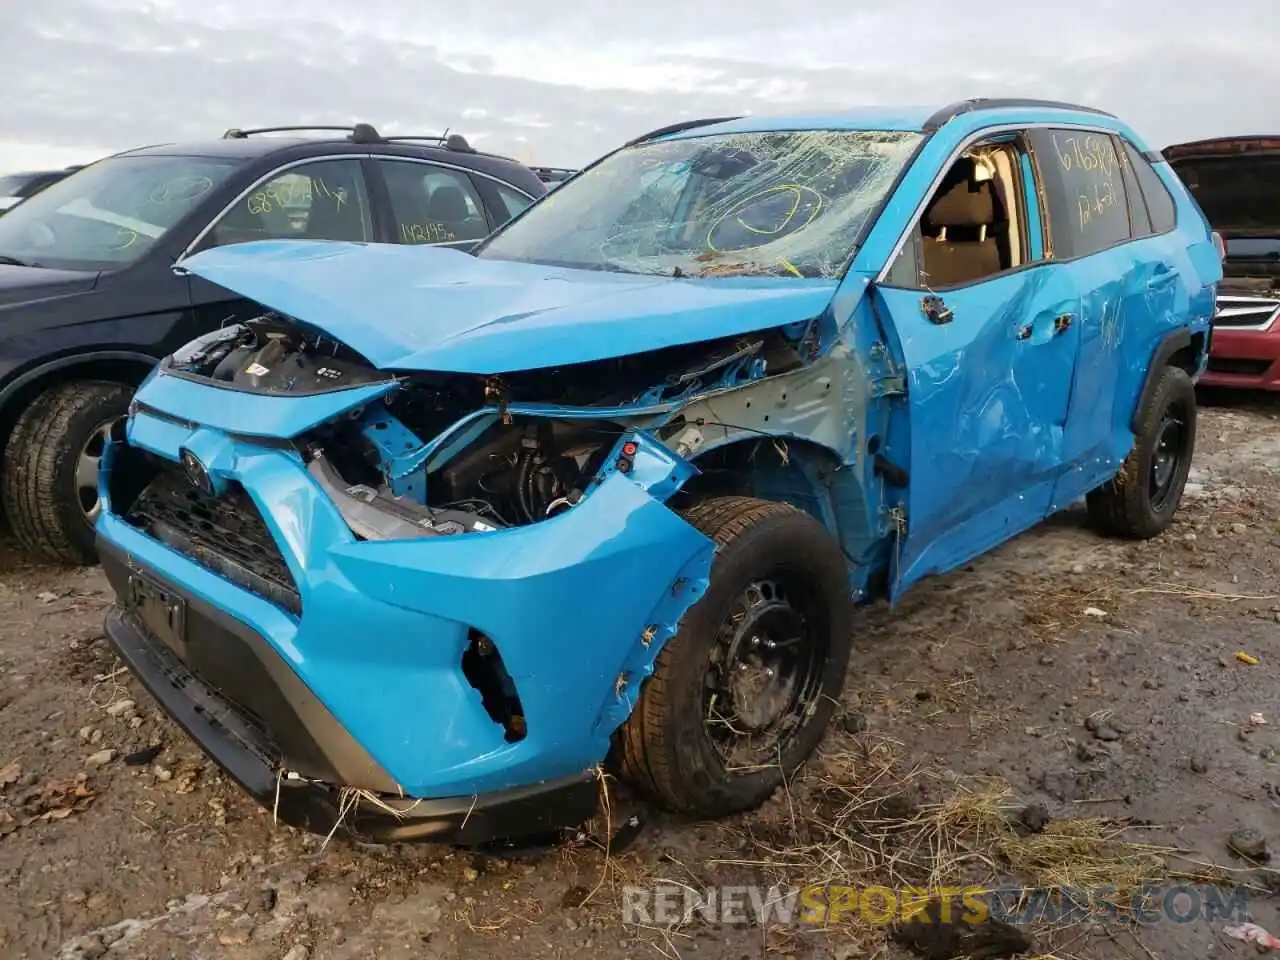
175, 239, 840, 375
133, 366, 398, 438
102, 413, 714, 797
873, 266, 1082, 591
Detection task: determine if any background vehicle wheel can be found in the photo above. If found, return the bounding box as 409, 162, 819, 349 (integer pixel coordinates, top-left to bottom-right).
613, 496, 854, 818
1, 380, 133, 565
1086, 365, 1196, 540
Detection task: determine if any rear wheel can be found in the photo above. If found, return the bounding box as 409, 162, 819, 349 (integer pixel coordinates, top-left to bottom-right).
1, 380, 132, 565
1087, 364, 1196, 539
613, 496, 854, 817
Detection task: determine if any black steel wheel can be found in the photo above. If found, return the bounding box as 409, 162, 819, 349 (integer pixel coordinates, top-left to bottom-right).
703, 576, 832, 774
613, 496, 854, 817
1087, 364, 1197, 539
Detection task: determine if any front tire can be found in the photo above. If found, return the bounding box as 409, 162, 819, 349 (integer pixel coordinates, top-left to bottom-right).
1, 380, 132, 565
613, 496, 854, 818
1087, 364, 1196, 539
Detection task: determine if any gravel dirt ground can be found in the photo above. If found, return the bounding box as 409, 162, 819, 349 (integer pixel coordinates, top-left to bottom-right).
3, 389, 1280, 960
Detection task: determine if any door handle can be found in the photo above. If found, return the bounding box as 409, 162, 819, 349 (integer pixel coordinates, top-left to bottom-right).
920, 295, 953, 325
1017, 313, 1073, 342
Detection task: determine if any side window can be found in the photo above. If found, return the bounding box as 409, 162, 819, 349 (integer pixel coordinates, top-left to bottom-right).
204, 159, 373, 250
494, 183, 535, 223
1029, 129, 1131, 259
1115, 136, 1153, 238
884, 136, 1036, 289
1119, 140, 1177, 234
377, 161, 490, 244
884, 224, 923, 287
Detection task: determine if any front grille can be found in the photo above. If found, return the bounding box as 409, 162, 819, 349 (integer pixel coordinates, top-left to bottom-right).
125, 468, 302, 616
1214, 294, 1280, 329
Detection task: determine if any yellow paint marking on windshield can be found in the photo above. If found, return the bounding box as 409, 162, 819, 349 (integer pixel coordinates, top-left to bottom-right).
737, 184, 802, 235
779, 258, 803, 278
150, 176, 214, 205
706, 184, 823, 253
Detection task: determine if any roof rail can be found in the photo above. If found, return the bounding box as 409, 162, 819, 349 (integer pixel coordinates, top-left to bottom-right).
624, 116, 743, 147
923, 98, 1117, 132
221, 123, 385, 144
530, 166, 578, 181
383, 133, 476, 153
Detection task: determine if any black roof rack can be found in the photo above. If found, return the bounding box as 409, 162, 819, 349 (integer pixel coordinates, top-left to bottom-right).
221, 123, 385, 144
530, 166, 578, 181
924, 98, 1116, 132
383, 133, 476, 153
219, 123, 476, 152
624, 116, 743, 147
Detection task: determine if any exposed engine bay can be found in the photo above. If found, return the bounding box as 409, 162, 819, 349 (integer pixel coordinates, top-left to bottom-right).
156, 313, 812, 541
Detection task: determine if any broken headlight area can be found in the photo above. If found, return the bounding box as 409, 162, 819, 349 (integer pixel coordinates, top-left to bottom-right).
301, 410, 633, 540
155, 311, 810, 542
163, 314, 396, 395
164, 311, 806, 407
140, 312, 819, 552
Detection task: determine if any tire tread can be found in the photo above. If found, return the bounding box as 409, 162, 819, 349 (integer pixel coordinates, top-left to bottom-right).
616, 496, 843, 814
1086, 364, 1196, 540
1, 380, 132, 565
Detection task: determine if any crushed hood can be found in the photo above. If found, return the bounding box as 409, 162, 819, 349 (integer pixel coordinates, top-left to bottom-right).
175, 240, 840, 374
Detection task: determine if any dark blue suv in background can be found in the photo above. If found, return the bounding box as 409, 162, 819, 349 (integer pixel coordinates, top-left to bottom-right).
0, 123, 547, 565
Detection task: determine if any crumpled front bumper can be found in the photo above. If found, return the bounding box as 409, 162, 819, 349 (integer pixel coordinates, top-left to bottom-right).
96, 400, 716, 842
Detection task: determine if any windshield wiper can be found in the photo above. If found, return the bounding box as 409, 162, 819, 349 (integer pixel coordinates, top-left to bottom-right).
0, 255, 40, 268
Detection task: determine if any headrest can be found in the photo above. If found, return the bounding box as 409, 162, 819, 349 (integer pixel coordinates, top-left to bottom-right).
926, 179, 995, 228
427, 186, 469, 222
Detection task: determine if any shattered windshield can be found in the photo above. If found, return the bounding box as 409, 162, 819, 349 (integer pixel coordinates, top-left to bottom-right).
477, 129, 923, 279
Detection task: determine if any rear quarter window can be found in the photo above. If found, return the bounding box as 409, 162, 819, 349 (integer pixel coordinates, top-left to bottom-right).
1030, 128, 1133, 259
494, 183, 535, 222
1119, 141, 1177, 234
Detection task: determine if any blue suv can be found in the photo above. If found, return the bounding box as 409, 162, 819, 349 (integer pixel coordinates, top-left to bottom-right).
93, 99, 1221, 845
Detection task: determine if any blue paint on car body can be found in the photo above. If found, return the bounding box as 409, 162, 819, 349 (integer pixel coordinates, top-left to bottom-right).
176, 240, 842, 375
95, 98, 1221, 841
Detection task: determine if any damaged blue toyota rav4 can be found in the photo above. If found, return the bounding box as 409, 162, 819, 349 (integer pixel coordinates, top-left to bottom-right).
95, 99, 1222, 845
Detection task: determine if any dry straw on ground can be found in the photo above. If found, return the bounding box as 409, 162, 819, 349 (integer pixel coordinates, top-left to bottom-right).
554, 737, 1238, 958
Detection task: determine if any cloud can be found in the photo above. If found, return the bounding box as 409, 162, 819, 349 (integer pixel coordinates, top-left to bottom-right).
0, 0, 1276, 173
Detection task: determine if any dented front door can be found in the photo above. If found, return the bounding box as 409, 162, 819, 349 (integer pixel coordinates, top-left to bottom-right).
874, 264, 1082, 597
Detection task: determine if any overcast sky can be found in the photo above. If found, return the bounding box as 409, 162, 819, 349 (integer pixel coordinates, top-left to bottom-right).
1, 0, 1277, 174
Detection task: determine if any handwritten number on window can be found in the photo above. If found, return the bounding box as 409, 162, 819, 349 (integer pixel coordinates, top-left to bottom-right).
1051, 133, 1121, 233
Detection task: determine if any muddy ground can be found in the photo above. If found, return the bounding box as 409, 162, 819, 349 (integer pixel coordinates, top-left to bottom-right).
3, 389, 1280, 960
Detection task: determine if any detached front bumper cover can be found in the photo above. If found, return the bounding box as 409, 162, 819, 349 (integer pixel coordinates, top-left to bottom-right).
99, 559, 599, 843
96, 396, 717, 844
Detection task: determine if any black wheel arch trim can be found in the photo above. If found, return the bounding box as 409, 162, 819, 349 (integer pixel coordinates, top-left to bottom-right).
1130, 328, 1194, 434
0, 350, 160, 412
